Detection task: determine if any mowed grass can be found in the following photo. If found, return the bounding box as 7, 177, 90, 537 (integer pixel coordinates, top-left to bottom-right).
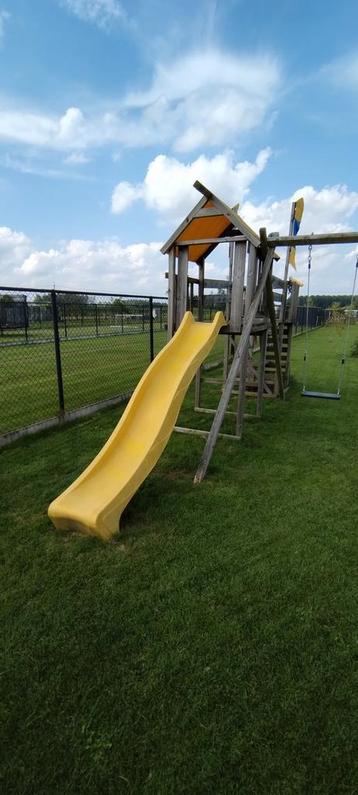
0, 331, 166, 434
0, 328, 224, 435
0, 326, 357, 794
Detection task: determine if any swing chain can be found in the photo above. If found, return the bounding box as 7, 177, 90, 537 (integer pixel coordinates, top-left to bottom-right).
307, 242, 312, 271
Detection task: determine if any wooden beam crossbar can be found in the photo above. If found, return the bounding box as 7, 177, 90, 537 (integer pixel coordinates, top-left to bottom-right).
177, 235, 247, 246
266, 232, 358, 247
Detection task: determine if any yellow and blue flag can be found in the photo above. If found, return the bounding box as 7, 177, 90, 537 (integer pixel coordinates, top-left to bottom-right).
288, 197, 304, 269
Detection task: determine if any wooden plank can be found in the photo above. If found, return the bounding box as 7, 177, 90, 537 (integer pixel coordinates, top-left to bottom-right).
189, 280, 194, 312
235, 242, 258, 437
230, 241, 246, 329
204, 278, 230, 289
166, 273, 229, 290
195, 407, 258, 420
194, 247, 275, 483
236, 288, 253, 436
176, 246, 188, 325
246, 242, 258, 308
236, 353, 249, 438
177, 235, 247, 246
174, 426, 240, 441
195, 257, 205, 409
167, 249, 176, 339
267, 231, 358, 247
194, 208, 227, 218
197, 257, 204, 321
223, 244, 234, 379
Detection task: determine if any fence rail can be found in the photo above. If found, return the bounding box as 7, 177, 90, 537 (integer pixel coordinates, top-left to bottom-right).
0, 285, 337, 446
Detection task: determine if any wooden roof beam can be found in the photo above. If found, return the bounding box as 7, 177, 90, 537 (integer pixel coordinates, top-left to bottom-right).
266, 231, 358, 247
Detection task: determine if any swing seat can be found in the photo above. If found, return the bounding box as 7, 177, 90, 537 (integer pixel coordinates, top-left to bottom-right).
301, 390, 340, 400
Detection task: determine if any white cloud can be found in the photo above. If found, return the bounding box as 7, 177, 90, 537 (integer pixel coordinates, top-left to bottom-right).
111, 148, 272, 221
111, 180, 143, 213
64, 151, 91, 165
241, 184, 358, 293
2, 182, 357, 296
0, 10, 9, 46
0, 226, 32, 277
321, 51, 358, 90
123, 50, 281, 152
0, 48, 280, 153
0, 152, 92, 179
60, 0, 126, 30
0, 105, 103, 150
241, 184, 358, 237
2, 236, 165, 294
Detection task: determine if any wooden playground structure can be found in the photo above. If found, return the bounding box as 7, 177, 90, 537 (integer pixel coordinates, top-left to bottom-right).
162, 181, 358, 482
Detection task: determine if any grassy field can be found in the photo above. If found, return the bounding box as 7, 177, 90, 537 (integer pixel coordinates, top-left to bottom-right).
0, 328, 225, 435
1, 326, 357, 794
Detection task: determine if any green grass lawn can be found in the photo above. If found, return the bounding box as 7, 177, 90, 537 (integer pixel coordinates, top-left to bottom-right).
0, 331, 166, 434
0, 327, 224, 435
1, 326, 357, 793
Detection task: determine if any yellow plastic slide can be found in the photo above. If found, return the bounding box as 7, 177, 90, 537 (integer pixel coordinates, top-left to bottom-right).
48, 311, 225, 541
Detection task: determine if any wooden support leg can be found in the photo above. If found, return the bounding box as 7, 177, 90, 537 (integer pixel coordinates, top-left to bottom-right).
194, 249, 275, 484
236, 349, 249, 438
256, 329, 268, 417
266, 271, 284, 399
194, 367, 202, 409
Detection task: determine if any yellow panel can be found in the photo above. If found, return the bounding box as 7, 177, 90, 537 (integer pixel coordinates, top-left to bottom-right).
48, 311, 226, 542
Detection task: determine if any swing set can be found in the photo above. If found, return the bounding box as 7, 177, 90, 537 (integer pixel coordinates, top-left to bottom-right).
301, 247, 358, 400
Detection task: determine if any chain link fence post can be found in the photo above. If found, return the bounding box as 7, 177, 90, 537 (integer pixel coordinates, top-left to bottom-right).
51, 290, 65, 416
149, 297, 154, 362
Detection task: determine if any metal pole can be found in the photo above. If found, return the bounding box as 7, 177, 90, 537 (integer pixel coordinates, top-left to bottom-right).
63, 302, 68, 339
51, 290, 65, 415
149, 297, 154, 362
95, 304, 98, 336
24, 296, 28, 343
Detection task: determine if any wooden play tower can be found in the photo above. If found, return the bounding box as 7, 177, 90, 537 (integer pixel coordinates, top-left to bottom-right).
161, 181, 301, 482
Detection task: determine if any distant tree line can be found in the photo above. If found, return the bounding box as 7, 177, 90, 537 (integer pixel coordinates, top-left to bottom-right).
298, 295, 358, 309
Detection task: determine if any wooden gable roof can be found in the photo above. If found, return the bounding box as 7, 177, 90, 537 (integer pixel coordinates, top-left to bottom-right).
161, 181, 261, 264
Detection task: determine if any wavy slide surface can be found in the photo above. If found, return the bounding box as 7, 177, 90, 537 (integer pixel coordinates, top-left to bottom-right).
48, 311, 225, 541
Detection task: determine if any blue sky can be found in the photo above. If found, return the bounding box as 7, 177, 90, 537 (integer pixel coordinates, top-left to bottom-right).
0, 0, 358, 295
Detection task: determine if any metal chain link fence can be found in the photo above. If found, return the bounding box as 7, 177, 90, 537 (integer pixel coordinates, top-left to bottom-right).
0, 285, 333, 443
0, 287, 168, 440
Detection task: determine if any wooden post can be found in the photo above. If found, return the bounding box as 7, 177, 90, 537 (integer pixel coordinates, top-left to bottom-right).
194, 248, 275, 483
167, 249, 176, 339
189, 281, 194, 312
223, 243, 234, 379
246, 242, 258, 308
230, 242, 246, 330
236, 353, 249, 438
195, 257, 205, 409
176, 246, 188, 326
236, 243, 258, 437
280, 201, 295, 322
256, 330, 268, 417
266, 271, 284, 399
